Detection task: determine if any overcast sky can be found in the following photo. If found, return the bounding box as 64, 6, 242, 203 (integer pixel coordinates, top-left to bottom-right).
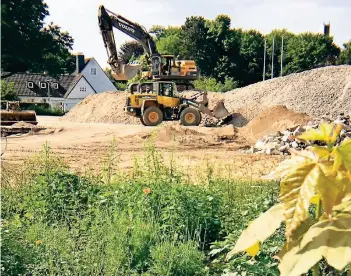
45, 0, 350, 68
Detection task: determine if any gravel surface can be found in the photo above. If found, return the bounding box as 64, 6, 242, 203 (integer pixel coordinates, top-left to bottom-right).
221, 65, 351, 120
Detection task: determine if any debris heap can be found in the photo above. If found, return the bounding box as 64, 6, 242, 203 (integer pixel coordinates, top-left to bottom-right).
248, 113, 351, 155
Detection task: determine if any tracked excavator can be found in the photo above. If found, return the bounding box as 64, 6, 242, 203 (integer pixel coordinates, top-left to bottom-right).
98, 5, 197, 91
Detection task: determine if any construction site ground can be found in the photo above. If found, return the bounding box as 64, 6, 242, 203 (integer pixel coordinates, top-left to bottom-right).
1, 116, 283, 180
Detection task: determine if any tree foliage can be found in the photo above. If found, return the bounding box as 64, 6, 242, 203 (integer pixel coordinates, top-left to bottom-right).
338, 40, 351, 65
227, 123, 351, 275
0, 80, 18, 100
118, 41, 144, 64
1, 0, 75, 75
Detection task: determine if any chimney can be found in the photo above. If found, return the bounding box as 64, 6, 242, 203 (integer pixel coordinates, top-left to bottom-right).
323, 23, 330, 36
75, 52, 85, 74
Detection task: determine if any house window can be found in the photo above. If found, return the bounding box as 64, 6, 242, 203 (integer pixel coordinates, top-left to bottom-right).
52, 82, 59, 89
80, 87, 87, 92
40, 82, 47, 89
27, 81, 34, 89
91, 68, 97, 75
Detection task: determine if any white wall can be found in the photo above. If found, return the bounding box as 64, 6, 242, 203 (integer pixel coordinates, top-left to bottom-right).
63, 99, 81, 112
80, 58, 117, 93
66, 77, 96, 99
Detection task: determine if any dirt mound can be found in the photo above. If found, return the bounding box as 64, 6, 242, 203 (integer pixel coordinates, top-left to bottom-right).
240, 105, 311, 143
61, 92, 139, 124
128, 124, 240, 147
11, 121, 37, 128
223, 65, 351, 120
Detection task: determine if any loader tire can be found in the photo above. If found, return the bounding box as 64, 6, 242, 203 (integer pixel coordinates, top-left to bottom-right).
140, 117, 147, 126
143, 106, 163, 126
180, 107, 201, 126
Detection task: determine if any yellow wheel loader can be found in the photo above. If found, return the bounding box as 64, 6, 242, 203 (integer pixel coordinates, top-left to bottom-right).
0, 101, 38, 126
124, 81, 232, 126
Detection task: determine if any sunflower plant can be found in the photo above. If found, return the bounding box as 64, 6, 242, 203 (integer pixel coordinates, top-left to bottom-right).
227, 123, 351, 276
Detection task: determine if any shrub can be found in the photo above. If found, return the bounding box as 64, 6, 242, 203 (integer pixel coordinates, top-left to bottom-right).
194, 76, 238, 92
1, 80, 18, 100
21, 104, 64, 116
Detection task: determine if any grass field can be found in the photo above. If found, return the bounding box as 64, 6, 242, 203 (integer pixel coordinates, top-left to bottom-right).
1, 141, 345, 275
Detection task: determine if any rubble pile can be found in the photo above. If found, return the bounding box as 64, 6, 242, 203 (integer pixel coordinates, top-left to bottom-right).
247, 113, 351, 155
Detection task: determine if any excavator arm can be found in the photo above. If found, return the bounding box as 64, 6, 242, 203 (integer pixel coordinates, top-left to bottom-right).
98, 5, 160, 77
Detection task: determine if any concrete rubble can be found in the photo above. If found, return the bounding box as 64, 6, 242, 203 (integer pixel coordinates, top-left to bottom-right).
246, 113, 351, 155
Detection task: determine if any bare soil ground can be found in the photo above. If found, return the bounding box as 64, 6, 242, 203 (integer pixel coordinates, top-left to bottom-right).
1, 116, 283, 180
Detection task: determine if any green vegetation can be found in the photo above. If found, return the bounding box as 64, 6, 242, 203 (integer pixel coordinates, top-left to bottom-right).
2, 141, 283, 275
21, 103, 64, 116
2, 136, 348, 275
0, 81, 18, 101
194, 77, 238, 92
1, 0, 75, 75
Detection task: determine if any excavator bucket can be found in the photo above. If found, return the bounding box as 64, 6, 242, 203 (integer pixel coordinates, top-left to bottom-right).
212, 100, 231, 120
111, 64, 142, 81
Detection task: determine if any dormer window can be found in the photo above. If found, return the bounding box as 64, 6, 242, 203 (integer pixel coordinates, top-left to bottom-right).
27, 81, 34, 89
52, 82, 59, 89
40, 82, 47, 89
91, 68, 96, 75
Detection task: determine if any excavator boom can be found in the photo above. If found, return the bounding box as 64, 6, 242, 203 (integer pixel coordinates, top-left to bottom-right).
98, 5, 159, 80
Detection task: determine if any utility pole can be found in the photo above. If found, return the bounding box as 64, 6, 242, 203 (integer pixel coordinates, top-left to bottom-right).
271, 37, 275, 79
263, 39, 266, 81
280, 36, 284, 77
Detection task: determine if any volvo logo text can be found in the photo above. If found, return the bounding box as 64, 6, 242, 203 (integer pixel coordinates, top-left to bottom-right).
119, 23, 135, 33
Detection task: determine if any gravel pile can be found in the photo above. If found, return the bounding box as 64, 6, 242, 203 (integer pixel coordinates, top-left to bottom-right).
222, 65, 351, 120
247, 113, 351, 155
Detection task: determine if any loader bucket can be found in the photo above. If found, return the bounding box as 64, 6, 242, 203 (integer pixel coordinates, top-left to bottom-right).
212, 100, 230, 120
0, 110, 38, 126
111, 64, 142, 81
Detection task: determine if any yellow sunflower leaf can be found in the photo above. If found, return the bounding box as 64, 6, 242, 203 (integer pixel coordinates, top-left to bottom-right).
297, 123, 333, 143
310, 194, 320, 204
279, 162, 322, 240
245, 241, 260, 257
278, 200, 351, 276
336, 139, 351, 172
226, 203, 284, 261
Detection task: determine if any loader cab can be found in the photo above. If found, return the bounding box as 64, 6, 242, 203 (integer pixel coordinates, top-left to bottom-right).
153, 81, 179, 98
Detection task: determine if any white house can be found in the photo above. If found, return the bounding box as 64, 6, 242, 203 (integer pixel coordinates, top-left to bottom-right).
63, 53, 117, 111
2, 53, 117, 112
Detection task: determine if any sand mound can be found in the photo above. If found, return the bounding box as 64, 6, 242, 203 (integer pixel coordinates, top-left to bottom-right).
11, 121, 37, 128
240, 105, 311, 143
61, 92, 139, 124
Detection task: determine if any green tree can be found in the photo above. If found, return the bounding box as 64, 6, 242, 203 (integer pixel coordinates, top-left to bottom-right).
264, 29, 296, 78
338, 40, 351, 65
237, 30, 265, 85
181, 16, 211, 76
1, 81, 18, 100
155, 27, 183, 56
283, 33, 340, 74
1, 0, 75, 75
118, 41, 144, 63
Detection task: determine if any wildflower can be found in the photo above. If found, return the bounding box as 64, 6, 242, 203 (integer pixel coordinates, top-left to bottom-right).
35, 240, 42, 246
143, 188, 151, 195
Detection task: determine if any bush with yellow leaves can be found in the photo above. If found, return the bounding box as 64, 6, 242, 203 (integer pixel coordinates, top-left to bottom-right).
226, 123, 351, 276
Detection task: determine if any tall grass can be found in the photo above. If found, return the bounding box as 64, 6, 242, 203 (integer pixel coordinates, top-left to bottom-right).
1, 140, 282, 275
